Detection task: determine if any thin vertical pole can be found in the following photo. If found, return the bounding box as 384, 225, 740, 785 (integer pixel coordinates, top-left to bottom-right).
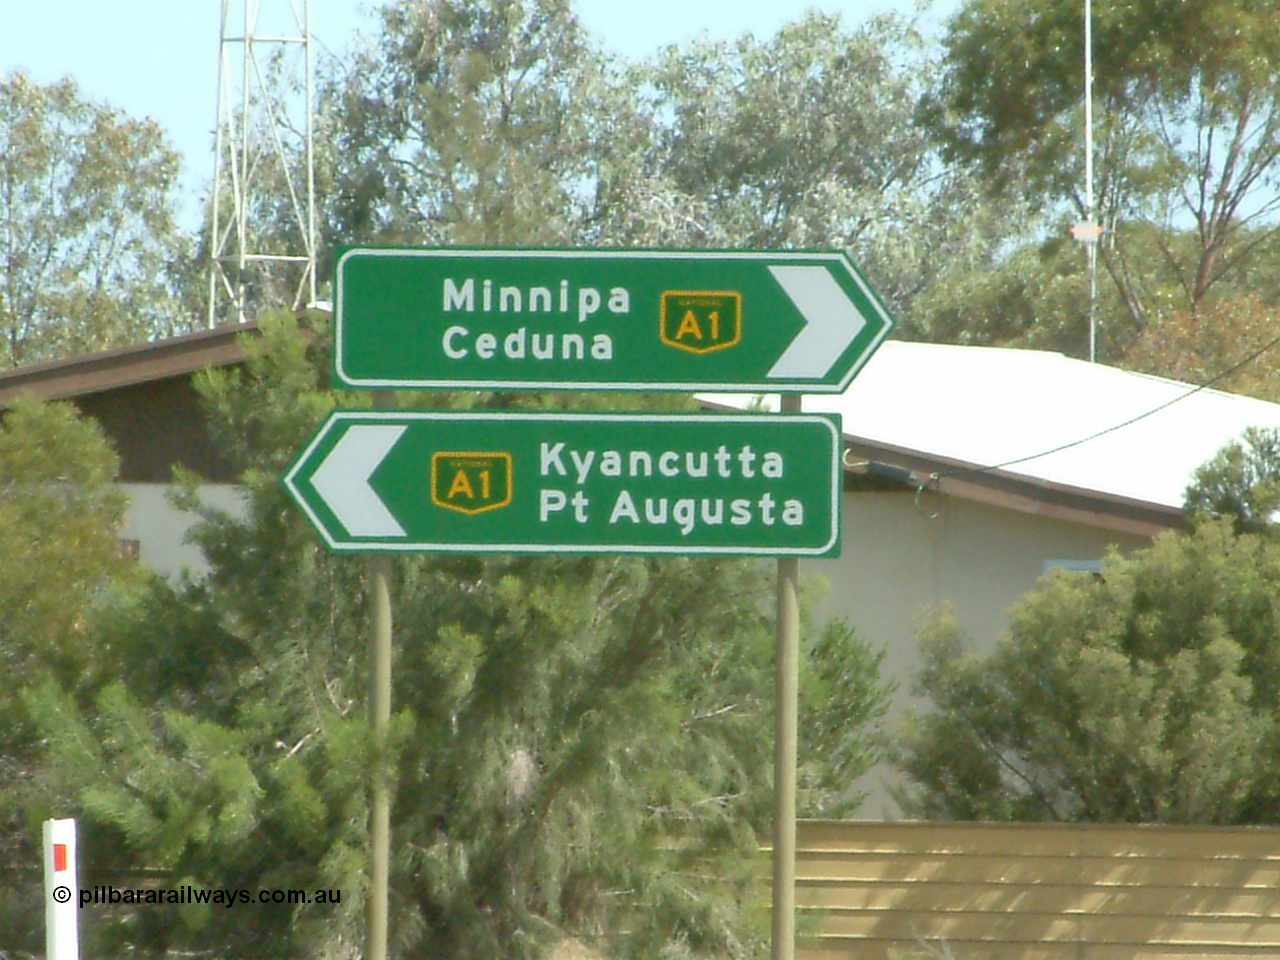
1088, 241, 1099, 363
1084, 0, 1094, 223
302, 0, 317, 308
237, 0, 253, 324
1084, 0, 1097, 362
366, 390, 395, 960
772, 393, 801, 960
208, 0, 230, 328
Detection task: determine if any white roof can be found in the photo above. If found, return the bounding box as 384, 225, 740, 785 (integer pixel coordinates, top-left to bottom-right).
707, 341, 1280, 511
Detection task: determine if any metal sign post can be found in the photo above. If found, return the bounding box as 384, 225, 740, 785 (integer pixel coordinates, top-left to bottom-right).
772, 394, 802, 960
366, 551, 392, 960
365, 391, 394, 960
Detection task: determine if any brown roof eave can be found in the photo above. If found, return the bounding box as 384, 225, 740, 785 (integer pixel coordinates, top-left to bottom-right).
695, 396, 1182, 536
0, 321, 266, 405
842, 433, 1185, 538
0, 336, 1193, 538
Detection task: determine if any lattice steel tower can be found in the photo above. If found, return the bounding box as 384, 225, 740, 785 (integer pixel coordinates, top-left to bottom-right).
207, 0, 317, 326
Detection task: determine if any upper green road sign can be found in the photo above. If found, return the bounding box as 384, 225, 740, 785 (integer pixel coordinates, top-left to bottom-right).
282, 410, 842, 556
332, 247, 895, 393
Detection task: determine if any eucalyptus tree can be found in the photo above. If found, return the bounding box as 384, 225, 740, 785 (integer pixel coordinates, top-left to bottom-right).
324, 0, 610, 248
318, 1, 1010, 332
634, 11, 1010, 324
926, 0, 1280, 352
0, 72, 192, 365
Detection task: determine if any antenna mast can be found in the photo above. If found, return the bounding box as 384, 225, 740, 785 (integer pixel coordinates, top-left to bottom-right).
208, 0, 318, 326
1070, 0, 1101, 362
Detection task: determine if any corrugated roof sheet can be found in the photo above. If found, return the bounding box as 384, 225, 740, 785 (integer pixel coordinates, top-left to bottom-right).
708, 342, 1280, 511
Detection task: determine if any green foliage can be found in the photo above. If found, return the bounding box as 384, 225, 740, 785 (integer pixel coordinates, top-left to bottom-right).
798, 618, 891, 818
328, 0, 608, 247
897, 521, 1280, 824
642, 14, 930, 250
0, 398, 142, 951
0, 72, 193, 366
910, 217, 1241, 359
931, 0, 1280, 197
314, 0, 1012, 334
0, 399, 135, 667
1185, 427, 1280, 534
634, 12, 1008, 330
1123, 295, 1280, 402
909, 229, 1089, 351
25, 313, 889, 959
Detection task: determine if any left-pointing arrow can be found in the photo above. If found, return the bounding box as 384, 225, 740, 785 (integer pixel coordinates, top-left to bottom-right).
311, 424, 407, 537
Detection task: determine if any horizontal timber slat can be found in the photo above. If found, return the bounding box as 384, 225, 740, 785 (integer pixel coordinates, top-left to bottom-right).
796, 881, 1280, 918
809, 908, 1280, 945
793, 820, 1280, 861
791, 851, 1280, 888
798, 940, 1280, 960
785, 821, 1280, 958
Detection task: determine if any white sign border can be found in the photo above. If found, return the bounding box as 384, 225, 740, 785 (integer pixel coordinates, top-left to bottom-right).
332, 248, 893, 394
283, 410, 843, 557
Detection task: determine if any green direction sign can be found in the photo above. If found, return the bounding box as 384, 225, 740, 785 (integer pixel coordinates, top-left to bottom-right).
283, 411, 842, 556
332, 247, 895, 393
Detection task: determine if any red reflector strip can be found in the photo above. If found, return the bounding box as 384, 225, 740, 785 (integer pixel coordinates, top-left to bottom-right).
54, 843, 68, 872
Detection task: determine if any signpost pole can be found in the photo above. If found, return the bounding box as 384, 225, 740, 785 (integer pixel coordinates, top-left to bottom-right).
772, 394, 802, 960
366, 393, 394, 960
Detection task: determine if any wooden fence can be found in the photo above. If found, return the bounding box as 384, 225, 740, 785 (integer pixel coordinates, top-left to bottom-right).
783, 819, 1280, 959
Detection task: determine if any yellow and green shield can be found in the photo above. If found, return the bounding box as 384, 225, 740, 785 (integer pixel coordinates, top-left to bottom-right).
431, 451, 513, 515
660, 290, 742, 354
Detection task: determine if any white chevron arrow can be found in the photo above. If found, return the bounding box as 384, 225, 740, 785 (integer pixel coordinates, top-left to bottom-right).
311, 424, 407, 537
766, 265, 866, 380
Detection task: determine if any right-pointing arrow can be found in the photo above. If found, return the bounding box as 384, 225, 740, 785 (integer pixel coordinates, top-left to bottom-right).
311, 424, 407, 537
766, 265, 866, 381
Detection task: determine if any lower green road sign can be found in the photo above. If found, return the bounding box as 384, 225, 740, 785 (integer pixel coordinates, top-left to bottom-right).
283, 411, 842, 556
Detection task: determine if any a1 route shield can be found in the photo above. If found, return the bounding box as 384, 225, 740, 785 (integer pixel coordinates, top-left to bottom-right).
283, 411, 843, 556
332, 247, 895, 393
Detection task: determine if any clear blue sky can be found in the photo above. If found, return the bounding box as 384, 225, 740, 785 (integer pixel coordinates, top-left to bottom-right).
1, 0, 952, 224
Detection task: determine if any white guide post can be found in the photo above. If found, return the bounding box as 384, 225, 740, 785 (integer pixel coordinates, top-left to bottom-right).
43, 818, 80, 960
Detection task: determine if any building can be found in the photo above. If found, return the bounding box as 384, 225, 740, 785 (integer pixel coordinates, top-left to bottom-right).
749, 341, 1280, 812
0, 323, 257, 575
6, 329, 1279, 814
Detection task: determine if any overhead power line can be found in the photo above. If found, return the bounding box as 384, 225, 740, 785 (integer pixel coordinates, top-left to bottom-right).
919, 329, 1280, 491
